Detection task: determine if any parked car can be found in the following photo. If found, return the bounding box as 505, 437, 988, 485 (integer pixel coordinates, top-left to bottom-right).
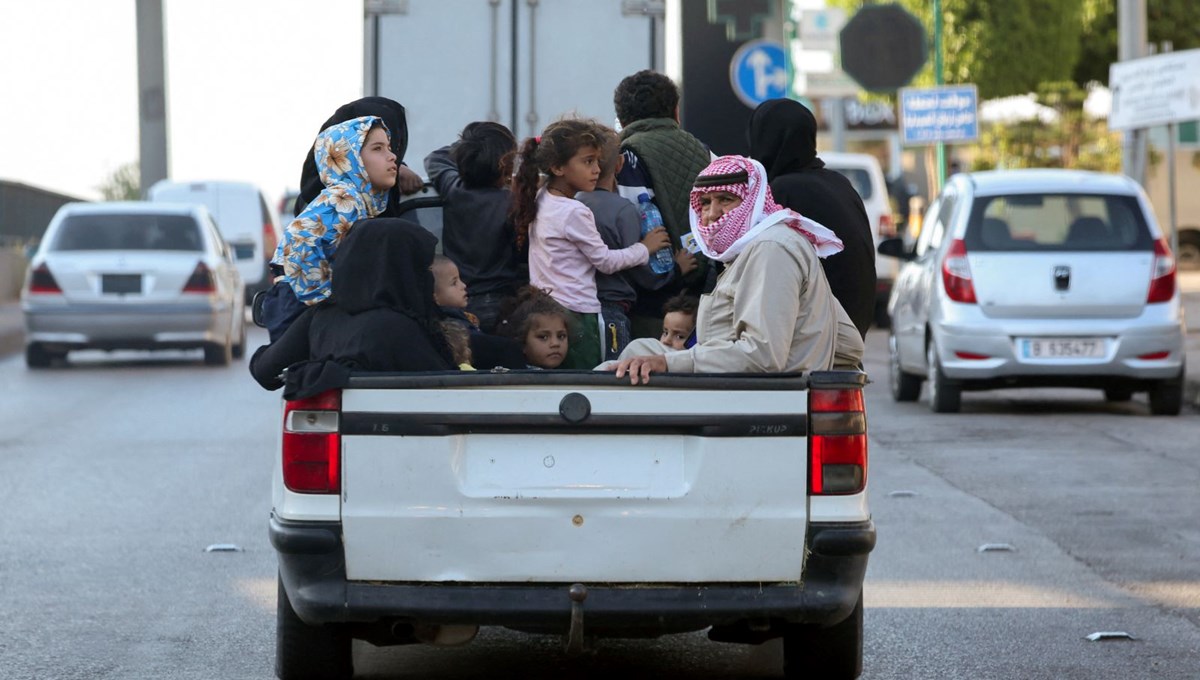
822, 152, 896, 327
879, 169, 1185, 414
21, 202, 246, 368
148, 180, 280, 303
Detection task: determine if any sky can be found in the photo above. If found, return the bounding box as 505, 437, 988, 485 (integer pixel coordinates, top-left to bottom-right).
0, 0, 363, 208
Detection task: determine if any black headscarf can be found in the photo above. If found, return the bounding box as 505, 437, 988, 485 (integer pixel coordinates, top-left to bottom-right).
332, 218, 437, 318
746, 98, 877, 339
747, 98, 823, 180
294, 97, 410, 218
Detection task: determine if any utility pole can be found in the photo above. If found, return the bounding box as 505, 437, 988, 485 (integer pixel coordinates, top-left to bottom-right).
135, 0, 169, 196
1117, 0, 1147, 184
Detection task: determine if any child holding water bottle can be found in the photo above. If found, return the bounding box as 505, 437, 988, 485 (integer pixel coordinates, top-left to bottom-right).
576, 128, 694, 360
510, 119, 670, 368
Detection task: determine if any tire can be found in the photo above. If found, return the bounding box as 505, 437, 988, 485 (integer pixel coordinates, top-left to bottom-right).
889, 334, 922, 402
926, 340, 961, 413
203, 339, 232, 366
25, 343, 51, 369
783, 591, 863, 679
276, 576, 352, 680
1148, 367, 1184, 416
873, 296, 892, 330
1103, 387, 1134, 403
231, 319, 247, 360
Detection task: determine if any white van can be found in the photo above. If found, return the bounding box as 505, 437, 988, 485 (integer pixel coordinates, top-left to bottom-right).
822, 152, 896, 326
149, 180, 281, 302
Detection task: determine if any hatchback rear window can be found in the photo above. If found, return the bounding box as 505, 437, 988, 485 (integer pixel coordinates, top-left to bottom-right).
53, 214, 204, 252
964, 193, 1152, 252
829, 167, 874, 200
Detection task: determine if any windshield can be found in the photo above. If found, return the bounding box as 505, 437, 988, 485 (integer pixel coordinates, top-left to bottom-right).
964, 193, 1152, 252
829, 167, 874, 200
52, 214, 204, 252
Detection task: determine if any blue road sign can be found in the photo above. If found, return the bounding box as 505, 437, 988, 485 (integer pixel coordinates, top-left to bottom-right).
730, 40, 787, 108
899, 85, 979, 145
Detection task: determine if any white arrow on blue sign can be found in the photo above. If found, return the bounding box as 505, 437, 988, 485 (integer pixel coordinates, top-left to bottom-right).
730, 40, 788, 108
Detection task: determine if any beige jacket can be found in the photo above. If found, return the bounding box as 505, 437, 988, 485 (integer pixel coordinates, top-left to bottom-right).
619, 223, 863, 373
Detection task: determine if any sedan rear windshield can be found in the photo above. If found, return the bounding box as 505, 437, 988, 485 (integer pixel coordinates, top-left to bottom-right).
964, 193, 1152, 252
53, 214, 204, 252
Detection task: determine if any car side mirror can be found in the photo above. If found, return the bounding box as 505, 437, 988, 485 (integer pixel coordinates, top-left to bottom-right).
251, 290, 268, 328
877, 237, 915, 261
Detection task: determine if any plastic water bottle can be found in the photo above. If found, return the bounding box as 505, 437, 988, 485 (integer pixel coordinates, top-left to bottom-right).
637, 193, 674, 275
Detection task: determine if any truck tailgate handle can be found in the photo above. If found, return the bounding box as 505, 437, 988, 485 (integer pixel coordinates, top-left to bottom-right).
559, 393, 592, 424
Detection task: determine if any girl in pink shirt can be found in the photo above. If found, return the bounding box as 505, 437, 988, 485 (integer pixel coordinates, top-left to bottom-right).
510, 120, 670, 368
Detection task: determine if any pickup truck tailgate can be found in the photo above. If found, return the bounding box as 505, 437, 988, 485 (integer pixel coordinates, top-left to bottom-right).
337, 375, 811, 583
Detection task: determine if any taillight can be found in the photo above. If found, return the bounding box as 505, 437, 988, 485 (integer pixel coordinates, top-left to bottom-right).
809, 388, 867, 495
182, 262, 216, 293
879, 213, 896, 238
1147, 237, 1176, 303
282, 390, 341, 494
28, 263, 62, 294
942, 239, 977, 303
263, 221, 277, 261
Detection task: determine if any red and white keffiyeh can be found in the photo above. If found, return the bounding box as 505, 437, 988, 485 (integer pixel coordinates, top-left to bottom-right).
689, 155, 843, 263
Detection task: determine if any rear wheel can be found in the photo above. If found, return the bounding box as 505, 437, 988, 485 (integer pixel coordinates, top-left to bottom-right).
203, 339, 231, 366
1103, 387, 1134, 402
25, 343, 52, 369
276, 576, 352, 680
889, 334, 921, 402
1148, 366, 1184, 416
231, 318, 247, 359
926, 340, 961, 413
782, 591, 863, 679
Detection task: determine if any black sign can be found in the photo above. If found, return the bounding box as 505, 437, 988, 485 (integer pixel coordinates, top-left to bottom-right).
839, 5, 927, 92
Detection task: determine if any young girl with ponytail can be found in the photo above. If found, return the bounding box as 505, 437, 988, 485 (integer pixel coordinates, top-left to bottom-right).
509, 119, 670, 369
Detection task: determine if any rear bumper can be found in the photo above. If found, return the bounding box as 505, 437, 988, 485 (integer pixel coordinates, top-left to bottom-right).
270, 514, 874, 632
23, 300, 229, 348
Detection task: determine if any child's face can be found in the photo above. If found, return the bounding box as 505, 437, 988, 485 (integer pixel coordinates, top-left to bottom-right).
551, 145, 600, 194
432, 261, 469, 309
524, 314, 569, 368
661, 311, 695, 350
361, 127, 398, 192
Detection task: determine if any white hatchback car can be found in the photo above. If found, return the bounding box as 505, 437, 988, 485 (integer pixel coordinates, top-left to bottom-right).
22, 202, 246, 368
879, 169, 1185, 415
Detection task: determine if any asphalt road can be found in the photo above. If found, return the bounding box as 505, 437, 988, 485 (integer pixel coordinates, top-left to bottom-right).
0, 326, 1197, 679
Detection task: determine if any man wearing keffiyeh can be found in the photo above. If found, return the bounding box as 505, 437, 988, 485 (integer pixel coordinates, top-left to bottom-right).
604, 155, 864, 384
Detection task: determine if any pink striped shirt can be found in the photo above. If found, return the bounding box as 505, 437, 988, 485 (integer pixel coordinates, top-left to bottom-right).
528, 190, 649, 314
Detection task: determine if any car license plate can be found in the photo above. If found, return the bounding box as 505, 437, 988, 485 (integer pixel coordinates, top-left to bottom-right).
232, 243, 255, 260
1018, 337, 1106, 359
101, 274, 142, 294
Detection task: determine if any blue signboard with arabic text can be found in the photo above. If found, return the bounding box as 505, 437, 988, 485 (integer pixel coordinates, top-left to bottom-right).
899, 85, 979, 145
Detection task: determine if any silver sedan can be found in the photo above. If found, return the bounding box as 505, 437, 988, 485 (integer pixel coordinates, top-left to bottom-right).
21, 201, 246, 368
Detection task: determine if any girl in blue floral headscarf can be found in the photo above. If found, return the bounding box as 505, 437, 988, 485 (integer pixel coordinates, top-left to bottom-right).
261, 116, 397, 339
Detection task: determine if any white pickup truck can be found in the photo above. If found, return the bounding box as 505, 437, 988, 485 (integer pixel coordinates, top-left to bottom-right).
269, 369, 875, 679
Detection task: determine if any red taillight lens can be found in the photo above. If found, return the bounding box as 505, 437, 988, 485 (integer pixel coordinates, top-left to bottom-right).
809, 388, 867, 495
879, 213, 896, 238
1147, 237, 1176, 304
1138, 351, 1170, 360
282, 390, 341, 494
28, 263, 62, 294
955, 351, 990, 360
263, 221, 277, 261
942, 238, 977, 304
182, 262, 215, 293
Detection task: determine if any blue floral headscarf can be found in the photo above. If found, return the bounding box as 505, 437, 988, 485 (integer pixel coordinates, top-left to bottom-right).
274, 115, 391, 305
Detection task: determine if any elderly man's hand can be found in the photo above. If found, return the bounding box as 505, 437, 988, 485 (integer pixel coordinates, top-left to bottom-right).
396, 165, 424, 194
612, 354, 668, 385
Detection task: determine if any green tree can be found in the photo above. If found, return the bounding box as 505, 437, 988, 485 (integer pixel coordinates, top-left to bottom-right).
98, 162, 140, 201
1074, 0, 1200, 87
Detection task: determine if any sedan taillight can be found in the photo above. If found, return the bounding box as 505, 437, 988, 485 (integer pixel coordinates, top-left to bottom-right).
182, 262, 215, 293
1147, 237, 1176, 304
28, 263, 62, 294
